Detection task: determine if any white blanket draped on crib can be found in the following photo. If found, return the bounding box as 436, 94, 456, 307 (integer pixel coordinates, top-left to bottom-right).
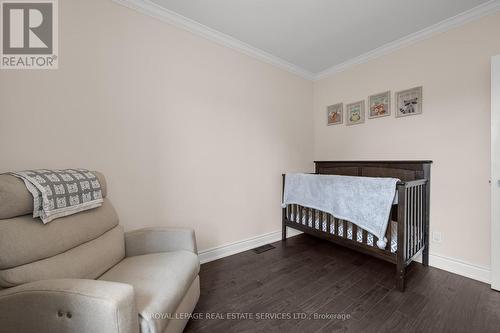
282, 173, 399, 249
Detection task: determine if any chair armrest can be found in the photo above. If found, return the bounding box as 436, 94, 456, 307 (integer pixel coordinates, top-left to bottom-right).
0, 279, 138, 333
125, 227, 198, 257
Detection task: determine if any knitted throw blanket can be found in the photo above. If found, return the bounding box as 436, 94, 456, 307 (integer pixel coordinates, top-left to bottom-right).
11, 169, 103, 224
282, 173, 399, 249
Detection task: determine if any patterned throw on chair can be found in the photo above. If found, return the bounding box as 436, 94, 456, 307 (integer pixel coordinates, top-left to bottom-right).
11, 169, 103, 223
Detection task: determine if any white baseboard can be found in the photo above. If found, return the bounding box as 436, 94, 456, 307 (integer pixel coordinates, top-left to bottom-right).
426, 253, 490, 284
199, 229, 491, 285
411, 253, 490, 284
198, 228, 302, 264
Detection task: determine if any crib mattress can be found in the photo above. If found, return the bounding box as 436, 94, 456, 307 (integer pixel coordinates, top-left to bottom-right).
289, 212, 398, 253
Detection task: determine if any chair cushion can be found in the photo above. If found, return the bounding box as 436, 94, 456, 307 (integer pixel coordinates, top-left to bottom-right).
0, 198, 118, 270
98, 251, 200, 333
0, 226, 125, 288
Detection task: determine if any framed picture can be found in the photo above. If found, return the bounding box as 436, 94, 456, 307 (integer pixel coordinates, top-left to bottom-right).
326, 103, 343, 125
396, 86, 423, 117
368, 91, 391, 118
346, 100, 365, 126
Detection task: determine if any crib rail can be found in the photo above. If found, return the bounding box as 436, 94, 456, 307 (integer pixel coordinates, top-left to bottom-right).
396, 179, 429, 290
397, 180, 428, 264
283, 204, 397, 263
282, 196, 399, 263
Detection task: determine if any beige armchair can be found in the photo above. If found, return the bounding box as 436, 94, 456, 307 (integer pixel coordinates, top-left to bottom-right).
0, 172, 200, 333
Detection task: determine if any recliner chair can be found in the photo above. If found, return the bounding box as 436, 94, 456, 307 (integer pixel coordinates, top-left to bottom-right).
0, 172, 200, 333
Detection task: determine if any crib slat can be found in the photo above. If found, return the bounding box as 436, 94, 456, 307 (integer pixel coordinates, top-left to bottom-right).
309, 208, 313, 228
362, 229, 367, 244
352, 224, 358, 243
406, 187, 410, 259
421, 184, 424, 249
417, 186, 420, 252
410, 187, 414, 257
314, 209, 318, 229
327, 213, 331, 234
414, 187, 419, 255
411, 187, 414, 254
305, 207, 309, 226
342, 220, 347, 238
386, 219, 392, 251
412, 187, 417, 256
421, 184, 424, 248
408, 187, 412, 258
311, 208, 314, 228
334, 217, 338, 235
317, 209, 320, 229
407, 188, 413, 258
417, 185, 424, 250
415, 186, 419, 254
323, 212, 326, 231
319, 211, 323, 231
317, 210, 321, 230
409, 187, 413, 257
416, 186, 420, 249
411, 187, 418, 256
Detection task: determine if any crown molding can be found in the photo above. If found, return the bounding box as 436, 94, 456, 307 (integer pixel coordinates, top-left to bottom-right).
112, 0, 315, 80
112, 0, 500, 82
314, 0, 500, 80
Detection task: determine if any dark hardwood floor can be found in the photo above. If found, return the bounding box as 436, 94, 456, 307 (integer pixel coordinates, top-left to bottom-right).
184, 234, 500, 333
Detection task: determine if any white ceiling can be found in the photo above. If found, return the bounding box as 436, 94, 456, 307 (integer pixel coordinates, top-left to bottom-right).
150, 0, 492, 75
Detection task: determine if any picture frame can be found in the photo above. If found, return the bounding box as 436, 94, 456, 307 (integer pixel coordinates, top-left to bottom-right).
368, 91, 391, 119
346, 100, 365, 126
326, 103, 343, 126
395, 86, 423, 117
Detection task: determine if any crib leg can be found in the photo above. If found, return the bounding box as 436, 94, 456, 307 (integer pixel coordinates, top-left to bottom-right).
396, 265, 406, 292
282, 207, 287, 241
422, 246, 429, 267
281, 174, 287, 242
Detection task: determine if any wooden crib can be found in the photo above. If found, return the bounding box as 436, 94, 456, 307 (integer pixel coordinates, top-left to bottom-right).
281, 160, 432, 291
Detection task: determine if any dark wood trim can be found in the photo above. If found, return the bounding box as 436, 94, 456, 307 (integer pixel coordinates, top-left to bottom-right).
281, 174, 287, 241
396, 182, 407, 291
422, 164, 431, 266
314, 160, 433, 164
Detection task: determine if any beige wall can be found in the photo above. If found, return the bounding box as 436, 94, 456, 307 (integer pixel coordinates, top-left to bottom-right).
1, 0, 498, 270
313, 12, 500, 268
0, 0, 314, 250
